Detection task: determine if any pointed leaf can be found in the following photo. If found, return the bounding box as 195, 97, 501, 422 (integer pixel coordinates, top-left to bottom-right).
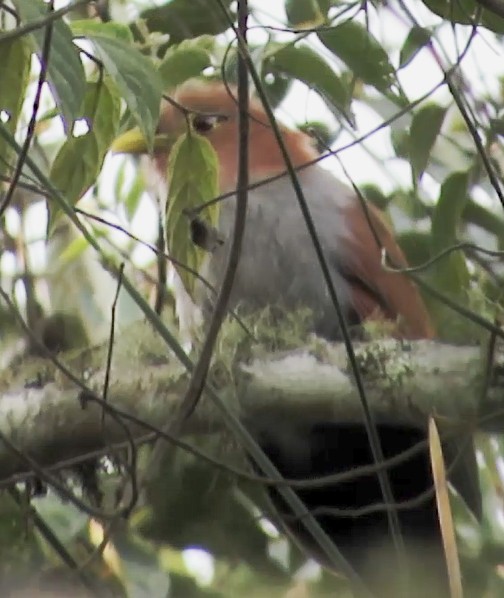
222, 45, 294, 108
361, 184, 390, 210
141, 0, 234, 44
260, 71, 293, 109
399, 26, 431, 68
124, 172, 146, 220
49, 79, 121, 229
56, 234, 90, 266
298, 121, 336, 153
12, 0, 86, 131
266, 43, 351, 121
422, 0, 504, 34
391, 189, 430, 220
70, 20, 133, 43
430, 171, 470, 295
390, 128, 410, 160
33, 494, 88, 544
489, 117, 504, 137
86, 35, 162, 151
110, 529, 170, 598
0, 36, 31, 178
318, 21, 396, 93
158, 36, 214, 89
397, 231, 432, 267
113, 161, 148, 222
165, 132, 219, 296
409, 103, 447, 182
463, 199, 504, 242
0, 493, 39, 569
285, 0, 326, 28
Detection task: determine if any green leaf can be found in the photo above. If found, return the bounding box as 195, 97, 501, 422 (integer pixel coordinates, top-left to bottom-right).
285, 0, 326, 28
86, 35, 162, 151
12, 0, 86, 131
463, 199, 504, 243
219, 44, 294, 108
0, 36, 31, 179
451, 486, 482, 560
0, 492, 40, 569
409, 103, 447, 182
158, 36, 214, 89
260, 71, 293, 109
57, 234, 90, 266
390, 128, 410, 160
390, 189, 430, 220
114, 159, 145, 222
318, 21, 396, 93
166, 131, 219, 296
49, 79, 121, 230
124, 171, 146, 221
489, 117, 504, 137
430, 171, 470, 295
141, 0, 234, 44
399, 26, 431, 68
422, 0, 504, 34
33, 494, 88, 545
397, 231, 432, 267
70, 19, 133, 43
266, 43, 351, 122
112, 531, 170, 598
298, 121, 336, 153
361, 184, 390, 211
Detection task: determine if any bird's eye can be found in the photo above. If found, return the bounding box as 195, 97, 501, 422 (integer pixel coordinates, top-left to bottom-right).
192, 113, 226, 134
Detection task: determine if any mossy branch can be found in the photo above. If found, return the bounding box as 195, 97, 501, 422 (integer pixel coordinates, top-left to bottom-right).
0, 318, 502, 483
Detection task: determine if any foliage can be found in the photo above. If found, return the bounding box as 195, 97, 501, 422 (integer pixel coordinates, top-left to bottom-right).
1, 0, 504, 596
166, 130, 219, 296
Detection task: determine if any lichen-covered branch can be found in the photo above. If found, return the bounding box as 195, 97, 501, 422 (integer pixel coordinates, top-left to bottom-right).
0, 320, 502, 483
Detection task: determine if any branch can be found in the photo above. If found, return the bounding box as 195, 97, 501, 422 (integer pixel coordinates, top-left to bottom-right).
0, 320, 502, 483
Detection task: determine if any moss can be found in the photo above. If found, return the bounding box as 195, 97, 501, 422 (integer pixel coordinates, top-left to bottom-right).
361, 317, 399, 340
431, 272, 504, 345
354, 339, 414, 393
208, 304, 314, 379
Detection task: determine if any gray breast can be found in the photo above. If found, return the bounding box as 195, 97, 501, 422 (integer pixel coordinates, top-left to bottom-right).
197, 165, 357, 339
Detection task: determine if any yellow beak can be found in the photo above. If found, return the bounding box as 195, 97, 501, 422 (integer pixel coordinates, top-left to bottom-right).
110, 127, 174, 155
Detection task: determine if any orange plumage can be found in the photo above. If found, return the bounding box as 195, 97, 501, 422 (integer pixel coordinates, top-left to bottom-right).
150, 81, 434, 341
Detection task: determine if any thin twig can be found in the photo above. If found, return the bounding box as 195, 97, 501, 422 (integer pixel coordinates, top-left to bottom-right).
0, 0, 90, 42
102, 263, 124, 415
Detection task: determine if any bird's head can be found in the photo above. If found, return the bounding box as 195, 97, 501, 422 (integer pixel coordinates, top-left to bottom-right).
111, 80, 318, 192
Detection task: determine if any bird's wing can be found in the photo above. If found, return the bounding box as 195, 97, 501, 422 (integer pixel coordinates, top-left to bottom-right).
341, 201, 435, 340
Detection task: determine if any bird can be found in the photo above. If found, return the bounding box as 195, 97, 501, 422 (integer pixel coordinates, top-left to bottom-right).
111, 80, 481, 595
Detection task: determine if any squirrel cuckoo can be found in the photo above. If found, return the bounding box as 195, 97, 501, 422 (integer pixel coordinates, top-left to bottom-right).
112, 81, 481, 594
